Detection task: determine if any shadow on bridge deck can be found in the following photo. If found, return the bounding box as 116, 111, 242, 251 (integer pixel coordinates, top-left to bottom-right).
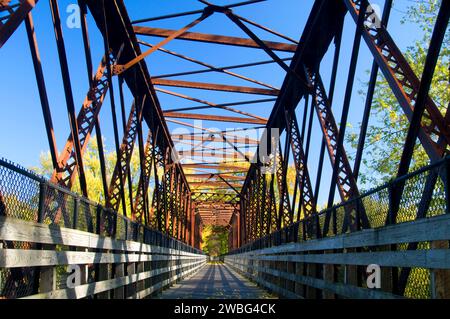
154, 264, 277, 299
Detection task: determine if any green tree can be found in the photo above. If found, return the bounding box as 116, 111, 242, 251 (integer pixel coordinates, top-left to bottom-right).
201, 225, 229, 256
32, 137, 146, 214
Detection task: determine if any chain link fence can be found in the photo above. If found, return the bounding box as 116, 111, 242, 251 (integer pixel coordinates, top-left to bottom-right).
230, 156, 450, 298
0, 158, 202, 299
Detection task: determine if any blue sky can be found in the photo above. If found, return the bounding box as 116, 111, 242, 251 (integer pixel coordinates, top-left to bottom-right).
0, 0, 426, 207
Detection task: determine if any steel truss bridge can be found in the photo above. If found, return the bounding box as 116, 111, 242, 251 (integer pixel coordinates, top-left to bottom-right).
0, 0, 449, 299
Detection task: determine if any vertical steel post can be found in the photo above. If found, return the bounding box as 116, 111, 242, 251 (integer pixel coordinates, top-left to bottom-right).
118, 77, 135, 216
446, 157, 450, 215
38, 182, 46, 223
300, 94, 309, 144
353, 0, 393, 179
73, 197, 79, 230
396, 1, 450, 179
136, 95, 148, 225
101, 0, 127, 216
49, 0, 88, 197
25, 12, 59, 170
314, 22, 343, 205
327, 2, 368, 209
78, 0, 109, 201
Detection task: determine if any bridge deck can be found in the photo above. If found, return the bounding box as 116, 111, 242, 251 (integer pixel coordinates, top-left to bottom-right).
155, 263, 276, 299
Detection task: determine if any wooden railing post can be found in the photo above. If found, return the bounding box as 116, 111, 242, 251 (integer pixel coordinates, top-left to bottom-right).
38, 184, 55, 293
37, 182, 46, 223
73, 197, 79, 229
445, 157, 450, 215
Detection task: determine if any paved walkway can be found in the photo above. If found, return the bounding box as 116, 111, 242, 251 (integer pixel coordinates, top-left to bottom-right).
156, 263, 276, 299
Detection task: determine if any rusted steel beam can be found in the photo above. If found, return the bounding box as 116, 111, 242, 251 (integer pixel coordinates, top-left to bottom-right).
115, 12, 212, 74
217, 175, 247, 198
197, 204, 237, 209
157, 88, 267, 120
101, 0, 129, 217
166, 119, 260, 159
353, 0, 393, 180
234, 13, 298, 44
285, 109, 316, 219
344, 0, 450, 161
310, 72, 359, 202
189, 182, 243, 187
164, 98, 276, 113
135, 102, 151, 224
132, 0, 265, 24
153, 79, 279, 96
165, 112, 266, 125
175, 140, 257, 152
140, 40, 277, 90
277, 140, 292, 229
397, 2, 450, 178
195, 145, 257, 153
327, 1, 367, 213
118, 78, 134, 215
391, 4, 450, 292
315, 16, 344, 205
151, 129, 165, 230
186, 174, 246, 181
25, 12, 58, 170
191, 193, 239, 203
85, 0, 190, 194
153, 59, 292, 80
50, 57, 111, 190
133, 131, 153, 223
78, 0, 109, 201
194, 187, 239, 191
49, 0, 88, 197
182, 164, 249, 171
197, 210, 236, 212
178, 151, 248, 160
268, 167, 277, 233
0, 0, 37, 48
310, 71, 370, 231
199, 211, 235, 215
200, 218, 233, 222
107, 100, 143, 212
172, 134, 259, 145
225, 10, 309, 90
167, 163, 176, 235
133, 26, 297, 52
241, 1, 346, 198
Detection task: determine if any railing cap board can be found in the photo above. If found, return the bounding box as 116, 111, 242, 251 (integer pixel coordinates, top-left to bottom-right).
230, 214, 450, 255
0, 216, 201, 257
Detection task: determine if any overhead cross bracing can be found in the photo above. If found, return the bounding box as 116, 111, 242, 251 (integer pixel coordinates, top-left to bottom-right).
1, 0, 449, 300
112, 0, 303, 229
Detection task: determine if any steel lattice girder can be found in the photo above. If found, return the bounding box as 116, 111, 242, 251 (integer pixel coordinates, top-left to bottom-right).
133, 26, 298, 52
240, 1, 348, 235
107, 99, 143, 212
345, 0, 450, 162
133, 130, 153, 223
285, 109, 316, 219
276, 143, 292, 228
86, 0, 190, 191
0, 0, 38, 48
309, 72, 360, 202
309, 71, 370, 231
50, 56, 112, 190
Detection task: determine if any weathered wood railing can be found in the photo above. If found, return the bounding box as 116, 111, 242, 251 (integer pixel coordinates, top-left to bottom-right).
226, 157, 450, 299
0, 216, 206, 299
0, 159, 206, 299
